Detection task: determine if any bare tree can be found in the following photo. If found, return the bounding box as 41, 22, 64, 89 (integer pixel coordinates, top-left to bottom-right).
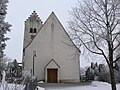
68, 0, 120, 90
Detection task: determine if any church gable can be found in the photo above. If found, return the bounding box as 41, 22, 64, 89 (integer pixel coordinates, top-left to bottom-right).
28, 12, 80, 53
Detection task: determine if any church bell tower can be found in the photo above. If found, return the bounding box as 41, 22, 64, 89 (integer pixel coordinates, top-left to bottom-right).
23, 11, 43, 48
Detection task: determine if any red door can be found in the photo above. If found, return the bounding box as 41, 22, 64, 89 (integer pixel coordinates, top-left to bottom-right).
47, 69, 58, 83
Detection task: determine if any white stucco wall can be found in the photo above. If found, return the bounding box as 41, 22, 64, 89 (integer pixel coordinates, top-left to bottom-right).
23, 12, 80, 82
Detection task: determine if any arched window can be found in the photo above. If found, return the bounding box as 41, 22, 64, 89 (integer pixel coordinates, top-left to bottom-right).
34, 28, 37, 33
30, 28, 33, 33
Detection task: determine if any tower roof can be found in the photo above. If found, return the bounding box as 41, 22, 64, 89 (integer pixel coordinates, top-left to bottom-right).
25, 11, 42, 23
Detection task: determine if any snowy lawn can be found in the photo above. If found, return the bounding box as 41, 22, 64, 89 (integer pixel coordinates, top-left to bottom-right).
42, 81, 120, 90
0, 81, 120, 90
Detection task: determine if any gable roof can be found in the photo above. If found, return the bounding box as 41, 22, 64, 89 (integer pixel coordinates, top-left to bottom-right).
24, 11, 80, 53
44, 59, 60, 69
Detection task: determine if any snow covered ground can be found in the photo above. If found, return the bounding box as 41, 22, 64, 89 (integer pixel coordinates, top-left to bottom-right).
0, 81, 120, 90
42, 81, 120, 90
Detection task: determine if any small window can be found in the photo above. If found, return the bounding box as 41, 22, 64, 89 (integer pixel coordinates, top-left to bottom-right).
23, 49, 25, 56
34, 28, 37, 33
51, 23, 54, 30
30, 28, 33, 33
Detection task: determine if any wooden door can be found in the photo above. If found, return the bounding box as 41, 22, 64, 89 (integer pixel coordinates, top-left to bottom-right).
47, 69, 57, 83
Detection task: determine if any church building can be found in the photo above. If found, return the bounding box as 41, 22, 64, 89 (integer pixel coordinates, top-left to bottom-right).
22, 11, 80, 83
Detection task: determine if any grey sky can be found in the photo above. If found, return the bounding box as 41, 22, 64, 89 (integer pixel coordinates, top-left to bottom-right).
5, 0, 77, 62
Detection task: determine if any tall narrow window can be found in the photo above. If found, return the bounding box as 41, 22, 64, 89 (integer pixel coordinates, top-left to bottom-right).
30, 28, 33, 33
34, 28, 37, 33
23, 49, 25, 56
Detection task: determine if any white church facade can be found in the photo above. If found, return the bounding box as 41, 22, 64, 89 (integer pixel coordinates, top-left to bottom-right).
22, 11, 80, 83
